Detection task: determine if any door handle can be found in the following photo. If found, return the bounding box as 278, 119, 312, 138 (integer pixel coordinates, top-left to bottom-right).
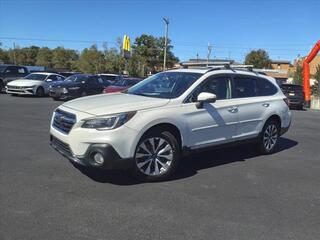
262, 102, 270, 107
228, 106, 238, 113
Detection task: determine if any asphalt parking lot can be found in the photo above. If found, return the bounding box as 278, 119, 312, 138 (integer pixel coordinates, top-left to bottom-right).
0, 94, 320, 240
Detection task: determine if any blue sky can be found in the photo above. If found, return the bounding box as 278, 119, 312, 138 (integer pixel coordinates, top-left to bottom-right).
0, 0, 319, 63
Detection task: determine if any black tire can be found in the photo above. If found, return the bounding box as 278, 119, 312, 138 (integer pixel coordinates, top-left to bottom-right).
257, 119, 280, 155
36, 87, 45, 97
52, 97, 60, 101
299, 104, 304, 110
81, 91, 87, 97
0, 79, 4, 93
131, 130, 181, 181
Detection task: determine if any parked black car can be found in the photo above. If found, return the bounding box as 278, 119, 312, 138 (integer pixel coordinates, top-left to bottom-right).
280, 83, 304, 110
49, 74, 110, 100
0, 64, 29, 92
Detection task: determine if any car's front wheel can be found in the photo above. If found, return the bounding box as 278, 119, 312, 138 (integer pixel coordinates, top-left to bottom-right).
36, 87, 45, 97
132, 130, 180, 181
258, 119, 280, 154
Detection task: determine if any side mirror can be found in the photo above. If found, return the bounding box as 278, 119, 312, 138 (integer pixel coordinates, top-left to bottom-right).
46, 79, 53, 82
196, 92, 217, 108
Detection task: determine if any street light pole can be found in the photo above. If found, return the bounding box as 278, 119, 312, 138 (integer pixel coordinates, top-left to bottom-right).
163, 17, 169, 71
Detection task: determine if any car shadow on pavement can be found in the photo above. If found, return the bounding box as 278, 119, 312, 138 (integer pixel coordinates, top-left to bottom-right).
74, 137, 298, 185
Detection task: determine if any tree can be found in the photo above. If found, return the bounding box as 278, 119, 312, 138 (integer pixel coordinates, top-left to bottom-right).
23, 46, 39, 66
245, 49, 271, 69
104, 47, 125, 74
313, 65, 320, 96
132, 34, 179, 74
52, 47, 78, 70
0, 48, 10, 64
76, 45, 106, 73
293, 64, 303, 85
36, 47, 53, 67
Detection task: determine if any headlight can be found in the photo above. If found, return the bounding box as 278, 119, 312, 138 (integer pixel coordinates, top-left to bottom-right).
68, 86, 80, 90
62, 88, 68, 93
81, 111, 136, 130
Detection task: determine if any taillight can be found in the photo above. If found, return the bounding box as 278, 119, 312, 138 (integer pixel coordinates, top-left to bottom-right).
283, 98, 290, 107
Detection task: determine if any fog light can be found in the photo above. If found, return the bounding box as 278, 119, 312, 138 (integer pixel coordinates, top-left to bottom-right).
93, 152, 104, 165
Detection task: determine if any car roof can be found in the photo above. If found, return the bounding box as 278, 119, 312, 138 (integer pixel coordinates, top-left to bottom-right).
166, 68, 276, 82
29, 72, 60, 75
99, 73, 119, 76
69, 74, 95, 77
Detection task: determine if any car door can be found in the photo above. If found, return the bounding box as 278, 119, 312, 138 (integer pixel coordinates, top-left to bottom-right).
85, 76, 99, 95
183, 74, 239, 149
43, 74, 58, 93
232, 75, 270, 140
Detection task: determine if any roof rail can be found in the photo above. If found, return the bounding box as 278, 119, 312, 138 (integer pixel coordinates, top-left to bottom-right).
205, 64, 258, 74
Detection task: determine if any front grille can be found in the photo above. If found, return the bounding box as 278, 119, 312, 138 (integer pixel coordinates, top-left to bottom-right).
8, 86, 23, 90
50, 135, 72, 157
52, 109, 76, 134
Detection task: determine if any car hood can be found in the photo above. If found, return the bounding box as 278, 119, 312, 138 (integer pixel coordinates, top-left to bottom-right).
62, 93, 170, 115
7, 79, 42, 86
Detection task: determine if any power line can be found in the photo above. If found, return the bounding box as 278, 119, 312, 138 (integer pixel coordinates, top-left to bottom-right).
0, 37, 116, 44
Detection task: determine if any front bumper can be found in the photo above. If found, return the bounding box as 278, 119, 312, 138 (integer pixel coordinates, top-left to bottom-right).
50, 135, 133, 170
6, 86, 35, 95
49, 90, 71, 100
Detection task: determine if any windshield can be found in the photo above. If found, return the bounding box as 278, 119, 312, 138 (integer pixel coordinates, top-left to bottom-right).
65, 75, 88, 82
281, 85, 303, 92
23, 73, 48, 81
127, 72, 203, 99
114, 79, 140, 87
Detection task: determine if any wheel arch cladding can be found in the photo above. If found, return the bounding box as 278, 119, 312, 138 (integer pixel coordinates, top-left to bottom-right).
265, 114, 281, 128
141, 123, 183, 150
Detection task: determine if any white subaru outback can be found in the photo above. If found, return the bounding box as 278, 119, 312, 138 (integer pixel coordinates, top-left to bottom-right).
50, 67, 292, 181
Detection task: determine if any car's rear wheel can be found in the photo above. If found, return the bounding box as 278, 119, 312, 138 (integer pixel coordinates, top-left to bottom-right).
36, 87, 45, 97
258, 119, 280, 154
132, 130, 180, 181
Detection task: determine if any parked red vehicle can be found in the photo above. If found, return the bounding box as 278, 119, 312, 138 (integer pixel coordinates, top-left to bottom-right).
103, 77, 142, 93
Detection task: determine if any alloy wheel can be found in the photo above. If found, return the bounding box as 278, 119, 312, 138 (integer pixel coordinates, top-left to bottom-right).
135, 137, 173, 176
263, 124, 278, 151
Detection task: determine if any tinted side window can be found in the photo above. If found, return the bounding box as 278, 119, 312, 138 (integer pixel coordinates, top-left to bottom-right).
257, 78, 278, 96
56, 75, 64, 81
233, 76, 258, 98
48, 75, 58, 81
18, 67, 26, 74
186, 75, 231, 102
88, 76, 99, 84
6, 66, 18, 74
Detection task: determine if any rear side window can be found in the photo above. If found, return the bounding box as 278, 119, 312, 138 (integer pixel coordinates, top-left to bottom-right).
257, 78, 278, 96
18, 67, 26, 74
233, 76, 258, 98
88, 76, 99, 84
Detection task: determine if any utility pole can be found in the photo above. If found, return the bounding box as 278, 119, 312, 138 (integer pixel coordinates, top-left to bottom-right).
13, 42, 16, 65
207, 43, 212, 67
163, 17, 169, 71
